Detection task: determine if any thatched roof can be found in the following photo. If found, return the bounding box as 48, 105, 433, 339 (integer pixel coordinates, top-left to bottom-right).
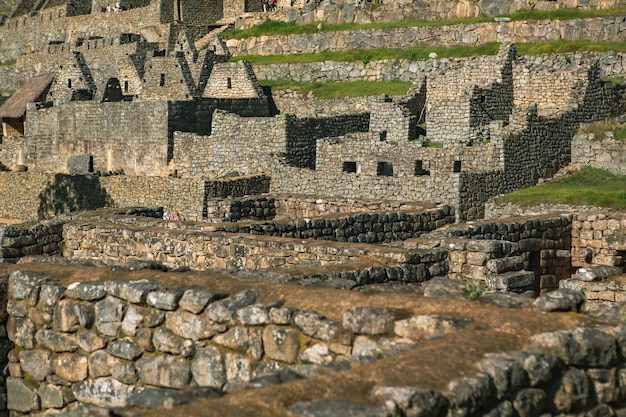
0, 74, 54, 119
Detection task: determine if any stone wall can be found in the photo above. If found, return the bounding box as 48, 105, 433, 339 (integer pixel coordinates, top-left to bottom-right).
62, 221, 450, 270
570, 212, 626, 269
226, 17, 626, 57
2, 267, 452, 415
0, 221, 64, 263
8, 101, 171, 176
572, 130, 626, 175
252, 52, 626, 84
240, 0, 626, 27
424, 213, 573, 293
0, 172, 272, 222
173, 110, 369, 179
6, 268, 626, 415
206, 194, 430, 222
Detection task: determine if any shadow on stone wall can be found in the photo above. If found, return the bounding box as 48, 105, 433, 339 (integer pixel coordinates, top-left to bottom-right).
37, 174, 114, 220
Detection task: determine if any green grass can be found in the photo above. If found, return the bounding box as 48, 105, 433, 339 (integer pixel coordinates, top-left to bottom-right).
233, 39, 626, 66
0, 60, 15, 66
494, 167, 626, 209
579, 119, 626, 140
223, 8, 626, 40
261, 80, 412, 98
516, 39, 626, 55
234, 43, 502, 65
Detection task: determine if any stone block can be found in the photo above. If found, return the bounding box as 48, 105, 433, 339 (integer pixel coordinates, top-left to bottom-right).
89, 350, 113, 378
486, 256, 524, 274
191, 346, 226, 388
95, 296, 125, 337
165, 311, 218, 341
52, 353, 88, 382
67, 154, 93, 175
205, 289, 258, 323
105, 279, 164, 304
147, 289, 184, 311
19, 350, 50, 381
6, 377, 39, 413
153, 328, 183, 354
179, 289, 228, 314
77, 330, 107, 353
136, 355, 191, 389
486, 271, 535, 292
394, 315, 472, 341
263, 326, 300, 364
342, 306, 399, 335
225, 353, 251, 382
72, 377, 134, 408
107, 339, 143, 360
36, 329, 78, 352
65, 282, 106, 301
293, 311, 341, 342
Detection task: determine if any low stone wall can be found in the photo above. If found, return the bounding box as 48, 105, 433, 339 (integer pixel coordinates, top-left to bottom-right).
485, 202, 606, 219
425, 214, 573, 293
255, 51, 626, 83
7, 269, 626, 416
227, 17, 626, 57
62, 221, 449, 275
0, 172, 271, 222
0, 221, 64, 263
571, 212, 626, 268
561, 276, 626, 311
206, 194, 433, 222
572, 131, 626, 176
211, 205, 456, 244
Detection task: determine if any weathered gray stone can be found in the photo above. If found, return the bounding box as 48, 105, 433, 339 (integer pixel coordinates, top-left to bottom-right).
54, 299, 94, 332
147, 289, 184, 311
475, 354, 528, 400
36, 329, 78, 352
77, 330, 107, 353
576, 265, 622, 282
487, 271, 535, 292
548, 368, 591, 414
165, 310, 218, 341
372, 386, 449, 417
39, 383, 68, 409
9, 270, 55, 305
445, 372, 496, 414
111, 359, 138, 385
19, 349, 50, 381
144, 307, 166, 327
127, 387, 196, 409
237, 305, 270, 325
39, 284, 66, 308
270, 307, 296, 324
288, 399, 388, 417
105, 279, 164, 303
534, 288, 585, 312
136, 355, 191, 389
394, 315, 472, 340
526, 327, 617, 368
94, 296, 125, 337
8, 316, 36, 348
486, 256, 523, 274
225, 353, 251, 382
52, 353, 88, 382
343, 306, 399, 335
299, 343, 333, 365
136, 328, 155, 352
121, 304, 144, 336
107, 339, 143, 360
512, 388, 546, 417
65, 282, 106, 301
205, 289, 258, 323
179, 289, 228, 314
191, 346, 226, 388
7, 299, 28, 317
213, 327, 263, 360
263, 326, 300, 364
293, 310, 341, 341
72, 377, 134, 408
88, 350, 112, 378
504, 352, 561, 387
7, 377, 39, 412
153, 327, 184, 354
422, 277, 465, 298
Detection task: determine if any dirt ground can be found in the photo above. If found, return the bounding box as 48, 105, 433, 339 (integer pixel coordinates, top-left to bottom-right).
0, 262, 588, 417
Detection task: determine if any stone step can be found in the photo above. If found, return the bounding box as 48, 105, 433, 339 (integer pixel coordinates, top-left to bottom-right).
487, 270, 536, 292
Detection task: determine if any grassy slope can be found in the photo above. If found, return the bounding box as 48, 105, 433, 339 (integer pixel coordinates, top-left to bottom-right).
494, 167, 626, 209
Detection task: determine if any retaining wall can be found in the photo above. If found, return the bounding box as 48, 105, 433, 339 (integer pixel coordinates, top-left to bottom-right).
227, 17, 626, 57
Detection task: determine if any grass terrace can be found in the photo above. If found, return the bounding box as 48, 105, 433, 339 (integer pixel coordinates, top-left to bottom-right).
493, 167, 626, 210
223, 7, 626, 39
232, 40, 626, 66
261, 80, 412, 98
